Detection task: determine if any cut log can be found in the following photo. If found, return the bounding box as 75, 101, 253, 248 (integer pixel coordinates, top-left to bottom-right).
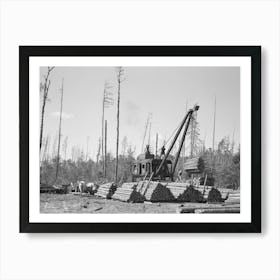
112, 182, 145, 202
95, 182, 117, 199
177, 186, 205, 202
207, 188, 224, 202
176, 207, 196, 213
177, 204, 240, 214
195, 207, 240, 213
183, 157, 204, 173
137, 181, 175, 202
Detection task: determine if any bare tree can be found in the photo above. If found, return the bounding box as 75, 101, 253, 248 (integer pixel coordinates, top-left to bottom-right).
104, 120, 108, 178
189, 111, 201, 157
80, 147, 85, 161
121, 136, 128, 157
71, 145, 81, 162
155, 133, 158, 157
86, 136, 90, 161
115, 67, 125, 183
127, 145, 136, 157
62, 136, 68, 161
40, 66, 55, 153
212, 96, 216, 152
212, 96, 217, 170
141, 113, 152, 153
101, 81, 114, 174
231, 128, 235, 153
71, 146, 75, 162
51, 135, 58, 160
41, 135, 50, 162
96, 137, 101, 165
45, 135, 51, 162
55, 78, 64, 183
183, 101, 188, 163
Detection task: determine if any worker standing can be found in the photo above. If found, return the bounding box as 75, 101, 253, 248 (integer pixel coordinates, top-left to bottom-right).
177, 169, 182, 182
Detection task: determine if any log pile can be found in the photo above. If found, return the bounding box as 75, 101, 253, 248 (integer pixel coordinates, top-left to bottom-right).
166, 182, 190, 199
195, 206, 240, 213
183, 157, 204, 173
95, 182, 117, 199
225, 190, 240, 204
40, 184, 56, 193
194, 186, 229, 200
177, 204, 240, 214
207, 188, 224, 202
177, 186, 205, 202
136, 181, 174, 202
112, 182, 145, 202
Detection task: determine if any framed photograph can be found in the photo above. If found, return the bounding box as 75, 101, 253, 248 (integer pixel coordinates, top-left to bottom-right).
20, 46, 261, 233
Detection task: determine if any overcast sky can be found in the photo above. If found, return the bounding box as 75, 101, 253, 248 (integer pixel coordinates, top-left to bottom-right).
40, 66, 240, 159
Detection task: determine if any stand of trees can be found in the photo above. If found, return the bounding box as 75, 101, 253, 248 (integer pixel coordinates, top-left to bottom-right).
40, 145, 136, 186
40, 135, 240, 189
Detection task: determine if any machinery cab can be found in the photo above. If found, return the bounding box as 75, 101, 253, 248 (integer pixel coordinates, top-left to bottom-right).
131, 145, 173, 181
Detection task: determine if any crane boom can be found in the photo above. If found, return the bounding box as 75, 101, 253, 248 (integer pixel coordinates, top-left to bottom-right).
154, 105, 199, 180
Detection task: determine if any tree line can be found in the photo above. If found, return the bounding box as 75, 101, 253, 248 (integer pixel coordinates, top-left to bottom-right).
40, 135, 240, 189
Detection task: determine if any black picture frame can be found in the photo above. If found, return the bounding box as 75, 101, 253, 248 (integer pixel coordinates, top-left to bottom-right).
19, 46, 261, 233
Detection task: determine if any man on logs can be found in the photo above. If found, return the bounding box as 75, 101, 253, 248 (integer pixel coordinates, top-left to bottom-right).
160, 145, 166, 159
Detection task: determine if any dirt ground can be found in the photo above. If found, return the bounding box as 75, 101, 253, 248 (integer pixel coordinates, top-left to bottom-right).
40, 193, 236, 214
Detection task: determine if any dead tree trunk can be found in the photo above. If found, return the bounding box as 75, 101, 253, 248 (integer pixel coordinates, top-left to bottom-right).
212, 96, 216, 171
86, 136, 89, 161
155, 133, 158, 158
41, 135, 50, 162
101, 91, 105, 173
101, 81, 114, 175
96, 137, 101, 165
104, 120, 107, 178
55, 78, 64, 183
115, 77, 120, 182
183, 101, 188, 163
115, 67, 125, 183
212, 96, 216, 153
63, 136, 68, 161
40, 66, 54, 154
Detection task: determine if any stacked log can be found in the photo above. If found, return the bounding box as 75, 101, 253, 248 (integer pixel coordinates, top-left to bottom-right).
194, 186, 240, 203
136, 181, 174, 202
166, 182, 190, 199
225, 190, 240, 204
195, 206, 240, 213
177, 204, 240, 214
95, 182, 117, 199
194, 186, 230, 200
40, 184, 56, 193
183, 157, 204, 173
207, 188, 224, 202
112, 182, 145, 202
177, 186, 205, 202
136, 180, 147, 193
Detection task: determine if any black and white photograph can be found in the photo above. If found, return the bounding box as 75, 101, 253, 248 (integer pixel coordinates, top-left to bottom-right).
39, 65, 241, 214
19, 46, 260, 232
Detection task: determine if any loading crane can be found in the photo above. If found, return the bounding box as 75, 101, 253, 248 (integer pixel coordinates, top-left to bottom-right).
131, 104, 200, 182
